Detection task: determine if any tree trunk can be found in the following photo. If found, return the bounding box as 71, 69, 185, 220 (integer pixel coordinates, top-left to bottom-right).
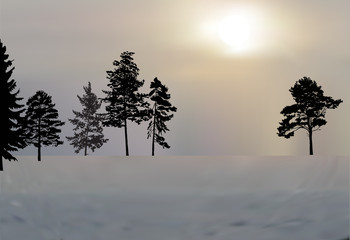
151, 125, 155, 156
84, 144, 87, 156
123, 94, 129, 156
38, 143, 41, 161
84, 122, 89, 156
151, 104, 156, 156
308, 129, 313, 155
38, 118, 41, 161
124, 119, 129, 156
0, 155, 3, 171
84, 129, 88, 156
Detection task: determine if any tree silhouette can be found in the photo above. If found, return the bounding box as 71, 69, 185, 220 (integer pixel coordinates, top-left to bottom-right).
0, 39, 27, 171
24, 90, 65, 161
147, 77, 177, 156
277, 77, 342, 155
66, 82, 108, 155
101, 51, 150, 156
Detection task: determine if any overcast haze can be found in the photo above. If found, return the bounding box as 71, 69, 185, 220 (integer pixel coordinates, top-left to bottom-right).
1, 0, 349, 156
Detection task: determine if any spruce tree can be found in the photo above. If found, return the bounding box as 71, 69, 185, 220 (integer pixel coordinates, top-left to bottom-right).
0, 39, 26, 171
147, 77, 177, 156
66, 82, 108, 155
24, 90, 65, 161
277, 77, 342, 155
101, 51, 150, 156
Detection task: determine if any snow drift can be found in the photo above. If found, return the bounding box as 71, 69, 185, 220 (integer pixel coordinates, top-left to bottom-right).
0, 156, 348, 240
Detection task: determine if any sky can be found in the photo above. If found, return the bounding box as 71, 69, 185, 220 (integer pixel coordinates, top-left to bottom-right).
1, 0, 349, 156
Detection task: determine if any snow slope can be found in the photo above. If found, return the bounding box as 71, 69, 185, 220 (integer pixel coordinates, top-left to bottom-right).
0, 156, 348, 240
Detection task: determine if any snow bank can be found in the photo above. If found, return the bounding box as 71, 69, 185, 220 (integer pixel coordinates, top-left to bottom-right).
0, 156, 348, 240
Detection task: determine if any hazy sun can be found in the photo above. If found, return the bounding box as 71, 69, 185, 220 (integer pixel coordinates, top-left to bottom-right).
217, 13, 254, 52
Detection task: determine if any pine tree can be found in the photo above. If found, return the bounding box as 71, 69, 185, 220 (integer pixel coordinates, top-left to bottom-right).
0, 39, 27, 171
66, 82, 108, 155
277, 77, 342, 155
147, 77, 177, 156
24, 90, 65, 161
101, 51, 150, 156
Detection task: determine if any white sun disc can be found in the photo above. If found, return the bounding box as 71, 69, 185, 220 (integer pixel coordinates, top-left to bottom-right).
218, 14, 252, 51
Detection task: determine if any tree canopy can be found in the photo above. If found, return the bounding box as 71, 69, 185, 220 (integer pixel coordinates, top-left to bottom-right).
277, 77, 343, 155
24, 90, 65, 161
67, 82, 108, 155
101, 51, 150, 155
147, 77, 177, 156
0, 39, 26, 171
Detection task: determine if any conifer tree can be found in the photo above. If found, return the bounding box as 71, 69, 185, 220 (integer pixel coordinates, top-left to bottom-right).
66, 82, 108, 155
0, 39, 27, 171
277, 77, 342, 155
101, 51, 150, 156
147, 77, 177, 156
24, 90, 65, 161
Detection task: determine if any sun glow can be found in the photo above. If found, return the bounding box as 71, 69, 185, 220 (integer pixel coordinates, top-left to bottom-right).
199, 6, 270, 55
218, 13, 255, 52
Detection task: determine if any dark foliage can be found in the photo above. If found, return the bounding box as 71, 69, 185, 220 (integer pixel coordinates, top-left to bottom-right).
147, 77, 177, 156
24, 90, 65, 161
277, 77, 342, 155
66, 82, 108, 155
0, 39, 26, 171
101, 51, 150, 156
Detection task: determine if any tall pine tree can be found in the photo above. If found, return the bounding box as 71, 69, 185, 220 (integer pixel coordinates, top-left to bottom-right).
24, 90, 65, 161
147, 77, 177, 156
66, 82, 108, 155
101, 51, 150, 156
0, 39, 26, 171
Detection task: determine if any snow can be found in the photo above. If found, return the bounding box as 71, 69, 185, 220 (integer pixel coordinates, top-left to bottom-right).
0, 156, 348, 240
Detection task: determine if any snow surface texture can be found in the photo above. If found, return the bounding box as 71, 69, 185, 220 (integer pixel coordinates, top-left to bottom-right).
0, 156, 348, 240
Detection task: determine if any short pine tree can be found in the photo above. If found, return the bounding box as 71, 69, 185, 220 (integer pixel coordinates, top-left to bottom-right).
0, 39, 27, 171
66, 82, 108, 155
277, 77, 342, 155
24, 90, 65, 161
147, 77, 177, 156
101, 51, 150, 156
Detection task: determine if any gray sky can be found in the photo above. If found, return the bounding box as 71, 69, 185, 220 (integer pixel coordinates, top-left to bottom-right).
1, 0, 349, 156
